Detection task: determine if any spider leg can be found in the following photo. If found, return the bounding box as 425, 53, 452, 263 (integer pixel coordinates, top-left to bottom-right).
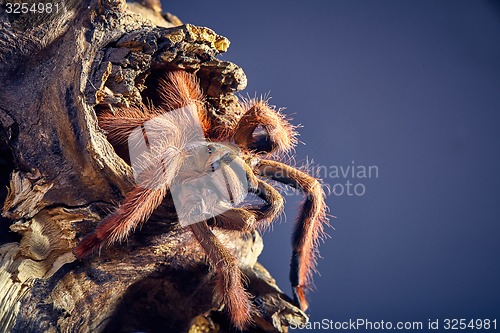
213, 179, 284, 232
156, 70, 210, 133
249, 178, 284, 229
213, 207, 256, 231
190, 221, 253, 330
205, 155, 258, 231
233, 99, 297, 154
99, 70, 208, 147
73, 184, 168, 258
98, 107, 157, 146
212, 157, 284, 231
256, 159, 328, 311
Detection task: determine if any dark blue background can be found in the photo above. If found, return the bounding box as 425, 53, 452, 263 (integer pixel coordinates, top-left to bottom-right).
163, 1, 500, 331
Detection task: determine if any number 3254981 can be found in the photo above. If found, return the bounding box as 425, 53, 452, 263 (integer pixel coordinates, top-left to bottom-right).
5, 2, 61, 14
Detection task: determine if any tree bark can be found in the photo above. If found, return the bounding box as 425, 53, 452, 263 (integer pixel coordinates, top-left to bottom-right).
0, 1, 307, 332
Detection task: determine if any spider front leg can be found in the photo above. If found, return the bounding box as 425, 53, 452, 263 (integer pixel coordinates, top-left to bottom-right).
214, 159, 284, 231
233, 99, 297, 154
250, 178, 285, 229
73, 184, 168, 258
256, 159, 328, 311
190, 220, 253, 330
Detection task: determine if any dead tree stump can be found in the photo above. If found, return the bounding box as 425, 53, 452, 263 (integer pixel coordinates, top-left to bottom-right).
0, 0, 307, 332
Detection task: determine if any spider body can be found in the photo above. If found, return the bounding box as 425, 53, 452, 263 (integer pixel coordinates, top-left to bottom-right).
74, 71, 329, 329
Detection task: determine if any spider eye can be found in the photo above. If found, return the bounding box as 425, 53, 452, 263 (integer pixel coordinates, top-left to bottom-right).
207, 145, 214, 154
211, 159, 221, 171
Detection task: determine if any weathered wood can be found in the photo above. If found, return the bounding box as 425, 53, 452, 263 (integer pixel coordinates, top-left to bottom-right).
0, 1, 307, 332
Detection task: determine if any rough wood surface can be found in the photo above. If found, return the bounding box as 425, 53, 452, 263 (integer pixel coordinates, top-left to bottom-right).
0, 1, 307, 332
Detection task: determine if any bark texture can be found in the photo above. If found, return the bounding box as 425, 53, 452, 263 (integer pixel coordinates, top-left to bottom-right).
0, 0, 307, 332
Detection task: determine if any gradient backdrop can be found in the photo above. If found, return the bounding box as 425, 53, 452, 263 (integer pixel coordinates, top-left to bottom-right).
163, 1, 500, 331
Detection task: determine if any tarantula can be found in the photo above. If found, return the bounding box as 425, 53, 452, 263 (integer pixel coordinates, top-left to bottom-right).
74, 71, 329, 329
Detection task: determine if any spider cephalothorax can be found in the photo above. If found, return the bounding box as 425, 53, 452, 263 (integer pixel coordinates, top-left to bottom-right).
74, 71, 329, 329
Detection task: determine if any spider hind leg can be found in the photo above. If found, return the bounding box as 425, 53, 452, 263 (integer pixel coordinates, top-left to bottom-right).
190, 221, 254, 330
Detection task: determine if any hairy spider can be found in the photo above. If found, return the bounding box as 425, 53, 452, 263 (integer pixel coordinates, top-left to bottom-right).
73, 71, 329, 329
